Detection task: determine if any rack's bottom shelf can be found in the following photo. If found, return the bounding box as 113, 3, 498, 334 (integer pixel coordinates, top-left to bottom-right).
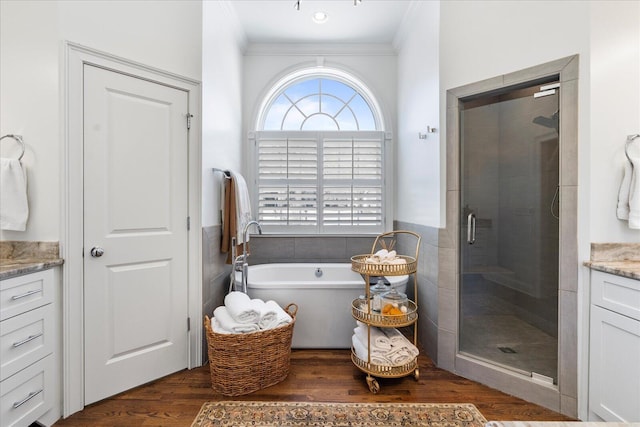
351, 350, 419, 393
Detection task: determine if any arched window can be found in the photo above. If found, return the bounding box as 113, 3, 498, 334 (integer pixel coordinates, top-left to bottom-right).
262, 78, 377, 131
252, 68, 388, 234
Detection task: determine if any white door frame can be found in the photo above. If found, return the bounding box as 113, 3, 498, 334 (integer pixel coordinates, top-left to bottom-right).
61, 41, 202, 417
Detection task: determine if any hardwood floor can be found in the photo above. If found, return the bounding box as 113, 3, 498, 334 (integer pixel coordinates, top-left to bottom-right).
53, 350, 575, 426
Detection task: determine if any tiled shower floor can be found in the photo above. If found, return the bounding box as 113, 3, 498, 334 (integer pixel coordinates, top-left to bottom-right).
460, 294, 558, 382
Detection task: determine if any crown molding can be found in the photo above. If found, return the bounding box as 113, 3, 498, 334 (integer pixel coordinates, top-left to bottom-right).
244, 42, 398, 56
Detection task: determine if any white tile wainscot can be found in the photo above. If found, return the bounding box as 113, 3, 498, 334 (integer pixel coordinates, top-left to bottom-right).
587, 269, 640, 422
0, 268, 61, 426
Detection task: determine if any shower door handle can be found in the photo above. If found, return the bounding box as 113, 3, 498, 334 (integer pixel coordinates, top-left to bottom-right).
467, 213, 476, 244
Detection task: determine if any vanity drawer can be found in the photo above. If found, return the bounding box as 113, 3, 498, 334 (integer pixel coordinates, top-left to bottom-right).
591, 270, 640, 321
0, 354, 53, 427
0, 269, 54, 321
1, 304, 54, 381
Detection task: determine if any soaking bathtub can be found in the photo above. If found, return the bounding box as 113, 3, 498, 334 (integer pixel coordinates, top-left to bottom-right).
238, 263, 365, 348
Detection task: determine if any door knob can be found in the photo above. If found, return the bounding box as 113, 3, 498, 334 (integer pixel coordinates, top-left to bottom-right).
90, 247, 104, 258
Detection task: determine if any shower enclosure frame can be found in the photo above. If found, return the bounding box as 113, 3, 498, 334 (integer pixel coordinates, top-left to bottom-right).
441, 55, 579, 417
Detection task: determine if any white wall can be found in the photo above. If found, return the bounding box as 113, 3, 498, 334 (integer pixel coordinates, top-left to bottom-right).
395, 1, 440, 227
0, 0, 202, 242
589, 1, 640, 243
439, 0, 591, 235
201, 1, 245, 227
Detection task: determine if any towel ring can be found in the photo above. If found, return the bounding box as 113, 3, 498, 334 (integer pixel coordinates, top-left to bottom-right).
0, 134, 25, 161
626, 134, 640, 162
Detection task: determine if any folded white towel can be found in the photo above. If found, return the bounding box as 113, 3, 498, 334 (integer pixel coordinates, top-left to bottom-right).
230, 171, 252, 244
380, 327, 407, 346
213, 306, 259, 333
385, 345, 418, 366
0, 158, 28, 231
628, 153, 640, 229
353, 325, 391, 350
224, 291, 260, 324
617, 160, 632, 220
351, 334, 390, 366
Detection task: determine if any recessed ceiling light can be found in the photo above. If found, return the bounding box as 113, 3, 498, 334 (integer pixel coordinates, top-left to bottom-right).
312, 11, 328, 24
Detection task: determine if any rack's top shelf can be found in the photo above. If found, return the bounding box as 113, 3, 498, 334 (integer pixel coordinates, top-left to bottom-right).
351, 254, 417, 276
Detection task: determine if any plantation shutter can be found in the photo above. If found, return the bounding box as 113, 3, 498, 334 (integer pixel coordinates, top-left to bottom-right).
322, 135, 383, 233
256, 131, 384, 234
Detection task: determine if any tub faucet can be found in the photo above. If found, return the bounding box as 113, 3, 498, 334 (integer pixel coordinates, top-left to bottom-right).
240, 220, 262, 292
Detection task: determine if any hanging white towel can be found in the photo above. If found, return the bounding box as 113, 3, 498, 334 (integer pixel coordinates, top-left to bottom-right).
617, 160, 632, 220
230, 171, 252, 244
628, 153, 640, 229
0, 158, 28, 231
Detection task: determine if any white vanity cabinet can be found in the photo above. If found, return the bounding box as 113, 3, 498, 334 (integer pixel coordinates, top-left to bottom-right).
0, 268, 61, 427
588, 270, 640, 422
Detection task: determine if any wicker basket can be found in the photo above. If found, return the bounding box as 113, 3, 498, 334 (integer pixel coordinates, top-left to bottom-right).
203, 303, 297, 396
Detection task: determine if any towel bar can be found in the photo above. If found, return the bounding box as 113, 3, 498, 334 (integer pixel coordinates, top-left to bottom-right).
213, 167, 231, 179
0, 134, 25, 161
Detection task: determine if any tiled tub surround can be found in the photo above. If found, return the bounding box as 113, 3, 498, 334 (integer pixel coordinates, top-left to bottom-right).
243, 227, 441, 362
201, 225, 231, 362
584, 243, 640, 280
246, 235, 374, 265
0, 241, 64, 279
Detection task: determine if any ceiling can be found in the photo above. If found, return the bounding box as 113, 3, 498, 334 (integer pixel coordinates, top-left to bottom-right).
227, 0, 414, 44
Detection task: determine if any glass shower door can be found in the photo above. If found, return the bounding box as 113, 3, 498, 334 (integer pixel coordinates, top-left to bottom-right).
459, 81, 560, 383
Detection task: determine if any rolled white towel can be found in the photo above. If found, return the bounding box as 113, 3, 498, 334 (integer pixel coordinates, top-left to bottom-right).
353, 325, 391, 350
224, 291, 260, 324
266, 300, 292, 328
213, 305, 259, 333
351, 334, 390, 366
617, 160, 633, 220
251, 299, 276, 329
210, 317, 232, 334
253, 299, 292, 329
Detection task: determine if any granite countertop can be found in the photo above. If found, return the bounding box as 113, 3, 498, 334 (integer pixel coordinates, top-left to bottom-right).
0, 241, 64, 280
583, 260, 640, 281
583, 243, 640, 281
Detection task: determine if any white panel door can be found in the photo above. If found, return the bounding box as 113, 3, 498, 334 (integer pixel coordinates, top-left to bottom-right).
83, 64, 189, 404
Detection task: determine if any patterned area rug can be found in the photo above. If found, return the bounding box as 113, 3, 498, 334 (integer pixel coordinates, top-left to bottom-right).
191, 401, 487, 426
